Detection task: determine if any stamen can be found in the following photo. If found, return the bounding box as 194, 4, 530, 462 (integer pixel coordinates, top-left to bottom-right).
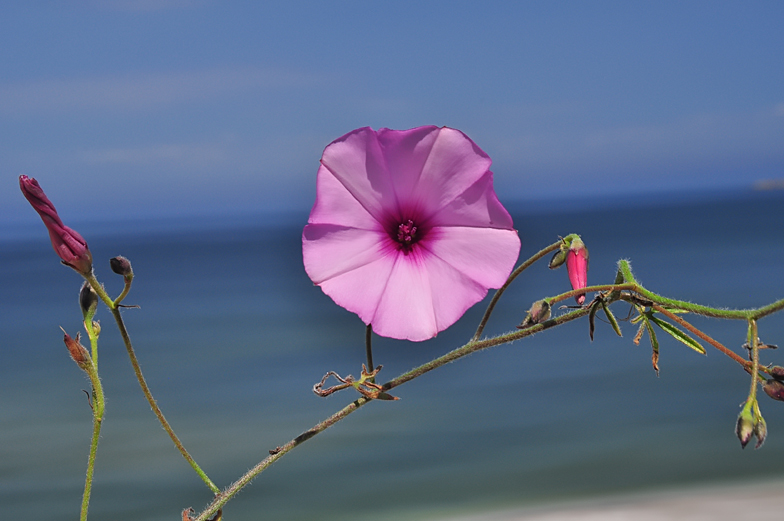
396, 219, 418, 254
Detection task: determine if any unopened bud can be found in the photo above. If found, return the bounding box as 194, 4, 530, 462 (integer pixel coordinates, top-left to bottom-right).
768, 366, 784, 381
518, 299, 551, 328
754, 416, 768, 449
19, 175, 93, 275
110, 256, 133, 280
763, 379, 784, 401
736, 409, 754, 449
79, 281, 98, 322
62, 329, 92, 372
566, 236, 589, 305
549, 247, 568, 269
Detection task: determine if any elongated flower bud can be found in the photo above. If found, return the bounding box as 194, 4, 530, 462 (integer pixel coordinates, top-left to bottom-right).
19, 175, 93, 276
566, 236, 589, 305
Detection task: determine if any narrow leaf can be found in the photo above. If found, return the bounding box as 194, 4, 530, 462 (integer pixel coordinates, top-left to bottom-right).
645, 319, 660, 376
601, 301, 623, 338
649, 316, 706, 355
589, 300, 599, 341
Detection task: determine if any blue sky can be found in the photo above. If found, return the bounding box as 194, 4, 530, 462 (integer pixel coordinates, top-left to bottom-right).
2, 1, 784, 229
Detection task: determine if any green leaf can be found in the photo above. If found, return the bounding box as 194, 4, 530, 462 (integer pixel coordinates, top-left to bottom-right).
589, 299, 600, 341
601, 301, 623, 338
649, 316, 706, 355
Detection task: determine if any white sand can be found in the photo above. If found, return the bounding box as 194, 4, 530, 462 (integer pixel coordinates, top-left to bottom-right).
446, 480, 784, 521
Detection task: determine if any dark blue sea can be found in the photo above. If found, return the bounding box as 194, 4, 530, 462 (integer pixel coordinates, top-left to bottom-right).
3, 189, 784, 520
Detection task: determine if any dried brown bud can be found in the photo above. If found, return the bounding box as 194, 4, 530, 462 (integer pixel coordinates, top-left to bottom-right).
62, 329, 92, 372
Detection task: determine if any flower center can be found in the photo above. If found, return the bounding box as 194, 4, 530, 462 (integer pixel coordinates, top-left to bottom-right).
395, 219, 419, 254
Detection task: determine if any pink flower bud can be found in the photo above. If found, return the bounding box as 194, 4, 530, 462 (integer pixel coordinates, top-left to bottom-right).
566, 236, 589, 305
19, 175, 93, 276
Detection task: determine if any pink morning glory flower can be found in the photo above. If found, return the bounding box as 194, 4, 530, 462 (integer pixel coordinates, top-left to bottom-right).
302, 126, 521, 341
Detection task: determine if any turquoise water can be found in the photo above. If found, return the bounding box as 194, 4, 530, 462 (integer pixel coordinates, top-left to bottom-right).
3, 190, 784, 520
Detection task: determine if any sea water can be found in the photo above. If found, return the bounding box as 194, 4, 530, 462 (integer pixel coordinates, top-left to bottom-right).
2, 189, 784, 520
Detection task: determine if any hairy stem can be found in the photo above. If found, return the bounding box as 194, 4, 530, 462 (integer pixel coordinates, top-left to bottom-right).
80, 361, 104, 521
110, 307, 220, 494
473, 240, 562, 341
618, 260, 764, 320
80, 411, 102, 521
649, 303, 752, 371
84, 273, 220, 494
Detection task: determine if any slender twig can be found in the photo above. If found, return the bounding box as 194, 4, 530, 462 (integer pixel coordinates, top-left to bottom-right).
80, 355, 104, 521
749, 320, 760, 398
473, 240, 562, 341
84, 273, 220, 494
650, 303, 752, 371
110, 307, 220, 494
80, 409, 102, 521
617, 260, 782, 320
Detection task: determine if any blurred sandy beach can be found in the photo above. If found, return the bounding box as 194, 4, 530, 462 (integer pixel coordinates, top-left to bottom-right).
446, 480, 784, 520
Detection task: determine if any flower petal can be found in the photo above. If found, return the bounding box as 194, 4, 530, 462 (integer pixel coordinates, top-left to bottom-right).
421, 226, 521, 289
307, 164, 380, 229
319, 127, 399, 224
316, 248, 398, 327
302, 224, 391, 284
379, 127, 492, 220
370, 249, 490, 341
428, 170, 515, 229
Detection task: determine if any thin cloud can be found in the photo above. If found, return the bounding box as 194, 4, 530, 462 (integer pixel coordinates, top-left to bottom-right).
492, 105, 784, 175
79, 143, 227, 167
0, 67, 325, 114
80, 0, 210, 12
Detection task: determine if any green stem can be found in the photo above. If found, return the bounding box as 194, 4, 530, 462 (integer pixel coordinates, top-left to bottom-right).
473, 240, 562, 341
84, 273, 220, 495
80, 360, 104, 521
110, 307, 220, 494
113, 277, 132, 307
618, 260, 765, 319
650, 303, 752, 371
365, 324, 374, 370
749, 320, 760, 400
80, 411, 102, 521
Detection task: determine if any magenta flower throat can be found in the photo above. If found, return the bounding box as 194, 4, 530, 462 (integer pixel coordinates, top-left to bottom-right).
302, 126, 521, 341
